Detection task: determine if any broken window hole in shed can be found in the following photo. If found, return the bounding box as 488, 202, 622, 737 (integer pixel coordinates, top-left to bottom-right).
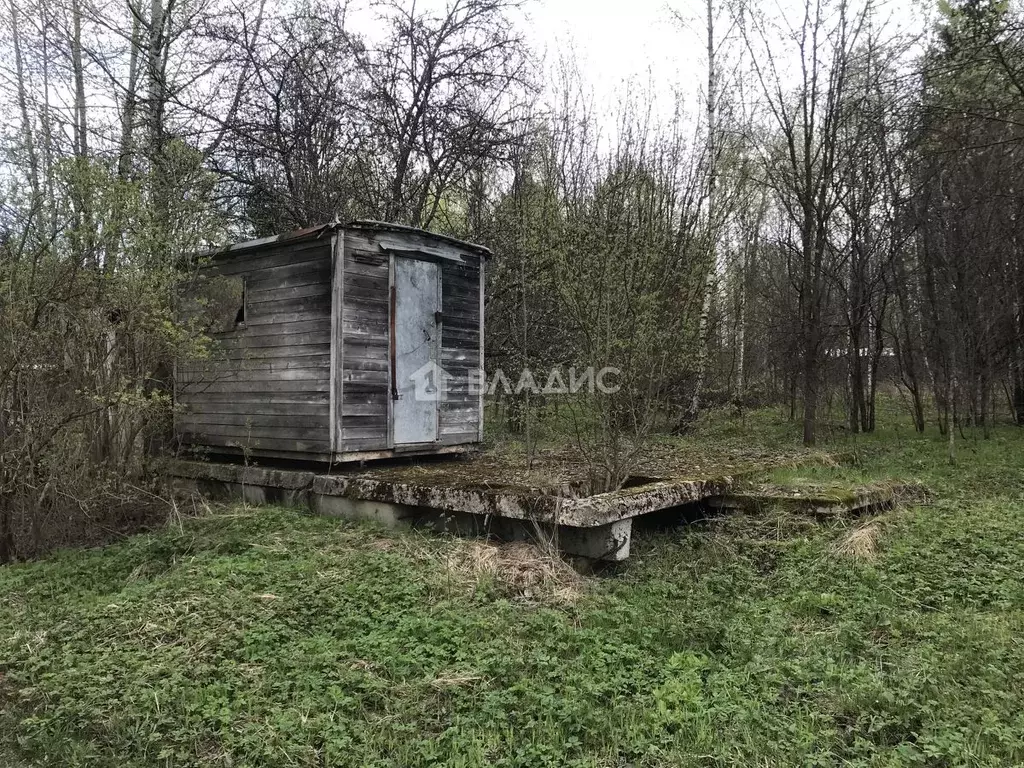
234, 278, 247, 328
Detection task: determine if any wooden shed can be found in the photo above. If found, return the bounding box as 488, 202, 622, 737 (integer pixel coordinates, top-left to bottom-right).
174, 221, 488, 463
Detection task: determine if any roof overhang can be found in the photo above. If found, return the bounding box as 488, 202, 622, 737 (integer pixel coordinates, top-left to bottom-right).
197, 220, 492, 260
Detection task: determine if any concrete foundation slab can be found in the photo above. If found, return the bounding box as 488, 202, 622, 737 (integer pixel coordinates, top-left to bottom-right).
165, 459, 734, 561
706, 483, 922, 518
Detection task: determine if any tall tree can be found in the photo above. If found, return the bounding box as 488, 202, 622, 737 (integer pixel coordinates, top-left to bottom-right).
740, 0, 867, 444
355, 0, 533, 228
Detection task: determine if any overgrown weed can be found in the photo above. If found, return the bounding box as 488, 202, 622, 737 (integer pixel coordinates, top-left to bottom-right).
2, 406, 1023, 766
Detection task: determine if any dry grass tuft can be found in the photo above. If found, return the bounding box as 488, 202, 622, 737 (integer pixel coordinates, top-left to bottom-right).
892, 480, 932, 506
810, 451, 843, 468
429, 672, 484, 689
833, 521, 883, 561
441, 538, 585, 606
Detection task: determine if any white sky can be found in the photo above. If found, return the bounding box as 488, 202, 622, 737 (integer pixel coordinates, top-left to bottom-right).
0, 0, 941, 179
525, 0, 701, 107
341, 0, 699, 105
524, 0, 933, 104
346, 0, 936, 130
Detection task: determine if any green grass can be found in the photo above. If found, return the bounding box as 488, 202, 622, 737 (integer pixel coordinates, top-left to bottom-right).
2, 410, 1023, 767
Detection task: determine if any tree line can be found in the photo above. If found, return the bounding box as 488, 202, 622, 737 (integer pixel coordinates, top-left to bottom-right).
0, 0, 1021, 559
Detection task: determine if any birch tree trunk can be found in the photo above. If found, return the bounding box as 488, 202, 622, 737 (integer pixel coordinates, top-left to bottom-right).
41, 14, 57, 237
686, 0, 718, 422
117, 9, 143, 185
9, 0, 41, 203
71, 0, 88, 161
734, 242, 746, 413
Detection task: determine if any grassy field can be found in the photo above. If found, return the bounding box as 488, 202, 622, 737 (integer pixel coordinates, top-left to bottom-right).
1, 409, 1023, 767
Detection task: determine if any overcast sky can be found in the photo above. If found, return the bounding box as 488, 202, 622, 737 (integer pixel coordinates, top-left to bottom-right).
349, 0, 936, 130
526, 0, 699, 106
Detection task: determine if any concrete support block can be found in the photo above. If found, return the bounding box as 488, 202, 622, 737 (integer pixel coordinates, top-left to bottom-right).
312, 494, 421, 526
312, 495, 631, 562
556, 519, 632, 561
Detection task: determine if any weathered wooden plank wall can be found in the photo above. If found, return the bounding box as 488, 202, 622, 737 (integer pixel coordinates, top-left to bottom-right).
439, 258, 482, 445
175, 237, 334, 457
176, 223, 484, 461
339, 228, 483, 452
339, 232, 391, 451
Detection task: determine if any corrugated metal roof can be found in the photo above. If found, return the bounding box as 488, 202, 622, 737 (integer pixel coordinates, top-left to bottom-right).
346, 220, 492, 257
197, 223, 334, 258
199, 220, 492, 259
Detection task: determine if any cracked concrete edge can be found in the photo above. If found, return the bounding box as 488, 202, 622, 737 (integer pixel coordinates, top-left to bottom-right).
707, 486, 903, 516
164, 460, 735, 528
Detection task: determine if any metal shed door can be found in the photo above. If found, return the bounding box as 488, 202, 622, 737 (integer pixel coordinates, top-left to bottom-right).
392, 257, 441, 445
